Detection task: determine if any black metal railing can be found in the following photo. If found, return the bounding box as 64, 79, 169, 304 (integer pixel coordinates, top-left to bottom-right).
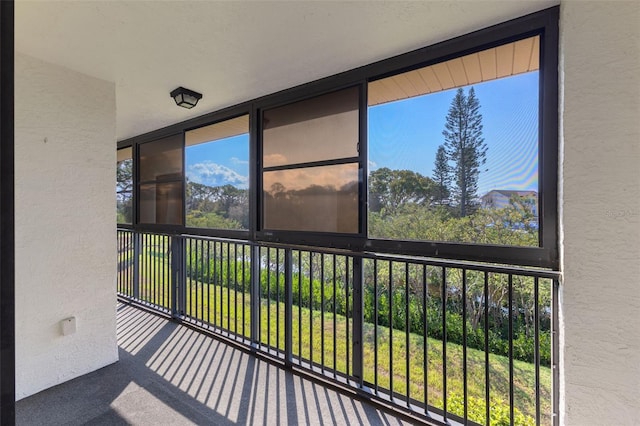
117, 229, 560, 426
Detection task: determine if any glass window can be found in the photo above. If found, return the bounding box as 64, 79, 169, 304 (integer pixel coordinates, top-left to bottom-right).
139, 182, 183, 225
262, 87, 361, 234
185, 115, 249, 230
139, 134, 182, 182
263, 87, 359, 167
116, 147, 133, 224
263, 163, 358, 233
138, 134, 183, 225
368, 36, 540, 247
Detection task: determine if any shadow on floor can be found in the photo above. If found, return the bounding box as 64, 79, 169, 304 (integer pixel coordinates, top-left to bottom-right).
16, 303, 408, 425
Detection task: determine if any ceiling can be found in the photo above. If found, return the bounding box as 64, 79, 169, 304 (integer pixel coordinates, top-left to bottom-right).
369, 35, 540, 106
15, 1, 557, 142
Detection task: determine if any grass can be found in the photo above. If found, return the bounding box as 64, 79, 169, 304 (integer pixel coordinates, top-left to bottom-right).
116, 241, 552, 425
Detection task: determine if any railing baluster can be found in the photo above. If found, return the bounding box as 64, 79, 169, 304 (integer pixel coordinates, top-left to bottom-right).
207, 241, 211, 326
250, 244, 260, 346
423, 264, 428, 415
405, 262, 410, 406
346, 257, 350, 379
508, 274, 514, 426
552, 279, 560, 426
353, 255, 363, 387
234, 243, 239, 335
201, 239, 205, 324
534, 276, 540, 426
485, 271, 490, 426
189, 238, 193, 318
389, 261, 393, 400
214, 242, 219, 328
227, 242, 231, 333
374, 259, 378, 394
332, 254, 337, 377
442, 266, 447, 423
284, 248, 293, 366
321, 254, 325, 374
462, 269, 468, 421
309, 252, 314, 366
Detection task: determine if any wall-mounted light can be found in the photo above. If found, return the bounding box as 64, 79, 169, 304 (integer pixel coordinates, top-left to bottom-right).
170, 87, 202, 109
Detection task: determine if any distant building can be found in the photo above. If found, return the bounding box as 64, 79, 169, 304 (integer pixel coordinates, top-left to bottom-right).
481, 190, 538, 218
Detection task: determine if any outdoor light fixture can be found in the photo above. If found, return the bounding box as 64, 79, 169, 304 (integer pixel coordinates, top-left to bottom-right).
170, 87, 202, 109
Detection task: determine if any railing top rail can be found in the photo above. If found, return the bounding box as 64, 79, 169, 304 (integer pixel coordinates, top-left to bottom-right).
117, 228, 562, 280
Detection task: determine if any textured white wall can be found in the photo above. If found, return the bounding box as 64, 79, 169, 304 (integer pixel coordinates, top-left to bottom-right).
14, 53, 118, 399
560, 1, 640, 424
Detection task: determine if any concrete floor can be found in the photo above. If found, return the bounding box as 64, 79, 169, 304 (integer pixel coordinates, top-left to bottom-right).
16, 303, 411, 425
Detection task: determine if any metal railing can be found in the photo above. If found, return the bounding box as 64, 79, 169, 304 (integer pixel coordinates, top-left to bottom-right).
117, 229, 560, 426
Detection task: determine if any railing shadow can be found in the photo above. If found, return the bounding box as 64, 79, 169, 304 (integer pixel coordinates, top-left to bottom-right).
17, 303, 407, 425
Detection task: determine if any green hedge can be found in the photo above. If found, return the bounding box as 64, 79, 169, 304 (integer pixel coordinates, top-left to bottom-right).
186, 252, 550, 365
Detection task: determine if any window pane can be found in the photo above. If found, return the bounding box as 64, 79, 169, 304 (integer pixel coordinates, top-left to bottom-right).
263, 87, 359, 167
117, 147, 133, 224
185, 116, 249, 230
139, 134, 183, 182
139, 182, 183, 225
263, 163, 358, 233
368, 36, 540, 247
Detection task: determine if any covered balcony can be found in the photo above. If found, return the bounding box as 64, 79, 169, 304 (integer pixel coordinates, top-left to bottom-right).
2, 1, 639, 425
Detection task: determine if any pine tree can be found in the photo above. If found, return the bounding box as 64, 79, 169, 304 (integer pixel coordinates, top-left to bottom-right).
442, 87, 487, 217
432, 145, 450, 205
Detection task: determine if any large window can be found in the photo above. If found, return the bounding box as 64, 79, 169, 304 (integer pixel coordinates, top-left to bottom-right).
116, 147, 133, 224
368, 36, 541, 247
138, 134, 183, 225
262, 87, 360, 234
185, 115, 249, 230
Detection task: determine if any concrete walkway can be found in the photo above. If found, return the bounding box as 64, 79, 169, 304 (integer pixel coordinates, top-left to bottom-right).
17, 303, 410, 425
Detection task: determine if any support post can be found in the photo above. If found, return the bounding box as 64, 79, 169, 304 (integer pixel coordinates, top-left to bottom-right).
352, 256, 364, 385
0, 1, 15, 423
171, 235, 186, 318
284, 248, 293, 367
250, 245, 260, 345
132, 232, 141, 300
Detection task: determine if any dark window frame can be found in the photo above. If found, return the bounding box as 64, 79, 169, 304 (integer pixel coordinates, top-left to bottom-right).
117, 6, 559, 268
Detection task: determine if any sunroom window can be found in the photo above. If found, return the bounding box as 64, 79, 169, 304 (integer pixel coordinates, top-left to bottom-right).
368, 36, 541, 247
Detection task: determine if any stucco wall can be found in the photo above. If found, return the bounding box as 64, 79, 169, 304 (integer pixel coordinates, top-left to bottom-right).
560, 1, 640, 424
14, 53, 118, 399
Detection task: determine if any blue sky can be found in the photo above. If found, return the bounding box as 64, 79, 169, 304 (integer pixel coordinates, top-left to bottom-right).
186, 134, 250, 189
186, 71, 539, 197
368, 71, 539, 196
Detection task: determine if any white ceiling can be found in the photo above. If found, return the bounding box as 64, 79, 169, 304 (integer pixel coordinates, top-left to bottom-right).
15, 0, 557, 142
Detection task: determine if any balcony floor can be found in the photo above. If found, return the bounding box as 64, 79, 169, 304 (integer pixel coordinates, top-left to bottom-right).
17, 303, 410, 425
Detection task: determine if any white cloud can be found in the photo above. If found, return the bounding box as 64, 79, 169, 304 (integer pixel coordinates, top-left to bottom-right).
230, 157, 249, 165
187, 161, 248, 189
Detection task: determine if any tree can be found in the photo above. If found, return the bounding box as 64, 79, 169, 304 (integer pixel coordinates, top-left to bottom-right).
116, 159, 133, 223
369, 167, 438, 213
442, 87, 487, 217
432, 145, 450, 205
